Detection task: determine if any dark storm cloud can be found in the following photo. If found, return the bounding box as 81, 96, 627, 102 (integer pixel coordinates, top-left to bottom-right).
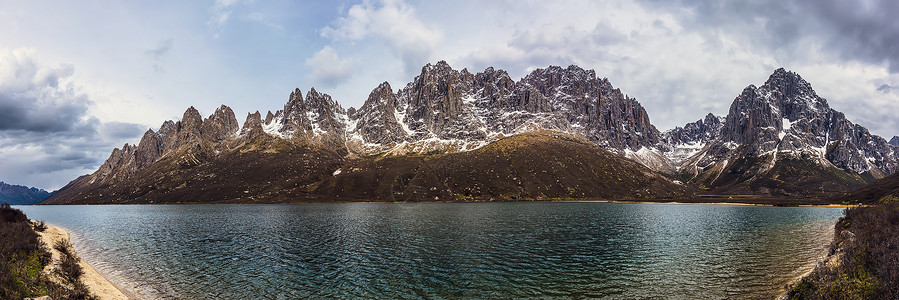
800, 0, 899, 72
0, 48, 146, 190
641, 0, 899, 72
101, 122, 147, 140
0, 92, 91, 132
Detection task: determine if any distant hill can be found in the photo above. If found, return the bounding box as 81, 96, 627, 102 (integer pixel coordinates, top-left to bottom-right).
0, 182, 52, 205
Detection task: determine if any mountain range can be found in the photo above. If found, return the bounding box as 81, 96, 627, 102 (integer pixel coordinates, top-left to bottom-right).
0, 182, 52, 205
43, 62, 898, 204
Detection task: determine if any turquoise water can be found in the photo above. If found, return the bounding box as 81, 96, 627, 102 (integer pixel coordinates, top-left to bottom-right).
19, 203, 843, 299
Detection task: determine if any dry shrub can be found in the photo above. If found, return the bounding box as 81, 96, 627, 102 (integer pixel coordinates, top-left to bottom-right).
788, 203, 899, 299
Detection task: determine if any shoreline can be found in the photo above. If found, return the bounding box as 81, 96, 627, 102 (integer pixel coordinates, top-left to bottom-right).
36, 198, 859, 207
776, 214, 847, 300
36, 222, 131, 300
555, 199, 856, 207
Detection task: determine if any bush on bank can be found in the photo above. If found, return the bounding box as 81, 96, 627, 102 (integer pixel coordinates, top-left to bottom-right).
0, 203, 96, 299
787, 203, 899, 299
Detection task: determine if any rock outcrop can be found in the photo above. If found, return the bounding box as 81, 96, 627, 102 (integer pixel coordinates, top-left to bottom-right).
343, 61, 662, 156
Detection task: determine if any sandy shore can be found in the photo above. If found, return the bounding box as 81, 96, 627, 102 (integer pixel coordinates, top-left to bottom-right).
36, 223, 131, 300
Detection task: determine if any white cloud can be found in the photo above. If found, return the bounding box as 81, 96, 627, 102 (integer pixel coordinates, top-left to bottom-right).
246, 12, 283, 31
305, 46, 355, 87
383, 0, 895, 138
207, 0, 241, 37
321, 0, 443, 75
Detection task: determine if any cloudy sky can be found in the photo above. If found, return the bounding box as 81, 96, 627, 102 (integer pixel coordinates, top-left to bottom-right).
1, 0, 898, 190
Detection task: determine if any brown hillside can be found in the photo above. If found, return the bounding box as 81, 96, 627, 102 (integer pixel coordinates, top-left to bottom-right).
45, 131, 693, 204
43, 142, 344, 204
315, 131, 694, 201
698, 154, 869, 198
835, 171, 899, 204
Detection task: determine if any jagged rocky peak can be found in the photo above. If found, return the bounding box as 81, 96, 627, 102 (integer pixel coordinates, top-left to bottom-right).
341, 61, 669, 156
719, 68, 830, 153
257, 87, 349, 150
765, 68, 817, 97
305, 87, 348, 146
522, 65, 600, 97
88, 105, 245, 185
473, 67, 515, 102
359, 82, 397, 112
305, 88, 346, 121
891, 136, 899, 147
171, 105, 238, 145
173, 104, 239, 143
402, 60, 467, 132
676, 67, 898, 186
350, 81, 406, 145
520, 64, 661, 150
134, 128, 164, 168
202, 105, 240, 141
180, 106, 204, 134
240, 111, 263, 135
157, 120, 176, 138
273, 87, 344, 138
663, 113, 724, 146
278, 88, 308, 136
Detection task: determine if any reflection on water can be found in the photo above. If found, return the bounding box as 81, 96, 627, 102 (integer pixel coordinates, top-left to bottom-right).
20, 203, 842, 299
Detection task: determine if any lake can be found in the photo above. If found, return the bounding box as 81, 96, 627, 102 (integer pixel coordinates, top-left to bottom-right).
19, 202, 843, 299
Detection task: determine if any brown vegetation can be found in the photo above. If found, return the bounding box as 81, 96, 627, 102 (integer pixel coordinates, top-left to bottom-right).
0, 203, 96, 299
834, 171, 899, 204
787, 203, 899, 299
693, 155, 869, 199
45, 141, 345, 204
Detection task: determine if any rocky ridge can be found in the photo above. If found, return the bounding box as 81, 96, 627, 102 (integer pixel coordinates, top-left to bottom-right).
45, 63, 898, 203
339, 62, 660, 156
658, 68, 898, 195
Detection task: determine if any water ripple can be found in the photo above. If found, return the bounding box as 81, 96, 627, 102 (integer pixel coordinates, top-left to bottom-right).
19, 203, 842, 299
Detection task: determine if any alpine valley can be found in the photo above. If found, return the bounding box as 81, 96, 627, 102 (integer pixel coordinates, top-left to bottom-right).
43, 62, 898, 204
